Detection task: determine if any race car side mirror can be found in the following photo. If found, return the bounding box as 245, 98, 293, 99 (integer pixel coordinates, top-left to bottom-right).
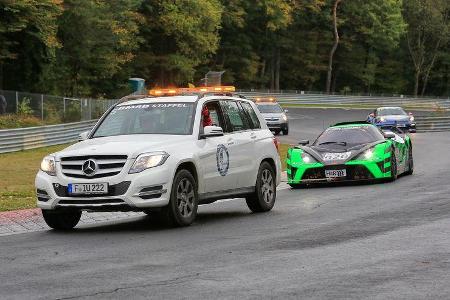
383, 132, 395, 139
368, 113, 375, 118
200, 126, 224, 139
78, 130, 90, 141
298, 140, 309, 145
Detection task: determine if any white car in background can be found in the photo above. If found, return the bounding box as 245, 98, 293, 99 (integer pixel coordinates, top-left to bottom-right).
36, 89, 281, 229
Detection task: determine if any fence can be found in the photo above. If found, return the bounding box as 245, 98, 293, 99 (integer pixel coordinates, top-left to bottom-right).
0, 120, 98, 154
0, 89, 117, 123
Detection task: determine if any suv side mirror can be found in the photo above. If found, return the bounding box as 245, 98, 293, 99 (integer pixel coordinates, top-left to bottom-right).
78, 131, 90, 141
298, 140, 309, 146
200, 126, 224, 139
284, 109, 289, 113
383, 132, 395, 139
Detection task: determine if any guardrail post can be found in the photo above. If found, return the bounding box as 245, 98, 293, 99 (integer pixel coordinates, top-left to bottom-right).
41, 94, 44, 120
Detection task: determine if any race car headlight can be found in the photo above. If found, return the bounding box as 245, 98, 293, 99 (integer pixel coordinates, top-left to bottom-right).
301, 152, 316, 163
129, 152, 169, 174
282, 114, 288, 121
355, 148, 378, 161
40, 156, 56, 176
379, 117, 385, 122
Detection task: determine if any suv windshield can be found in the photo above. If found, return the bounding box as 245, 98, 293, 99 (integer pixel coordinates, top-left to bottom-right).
92, 103, 195, 137
256, 104, 283, 113
378, 108, 406, 116
314, 126, 384, 147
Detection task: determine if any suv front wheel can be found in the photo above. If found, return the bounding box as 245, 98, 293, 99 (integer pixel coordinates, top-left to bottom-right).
42, 210, 82, 230
159, 169, 198, 227
246, 161, 276, 212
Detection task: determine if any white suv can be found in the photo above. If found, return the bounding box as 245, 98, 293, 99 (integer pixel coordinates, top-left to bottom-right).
35, 94, 281, 229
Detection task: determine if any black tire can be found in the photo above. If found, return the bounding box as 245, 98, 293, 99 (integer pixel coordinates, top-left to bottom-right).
405, 144, 414, 175
288, 183, 303, 189
246, 162, 276, 213
273, 130, 281, 136
282, 128, 289, 135
160, 169, 198, 227
42, 210, 81, 230
389, 150, 398, 181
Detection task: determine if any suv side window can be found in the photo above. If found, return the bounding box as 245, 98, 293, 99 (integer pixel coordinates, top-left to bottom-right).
240, 101, 261, 129
221, 101, 250, 132
202, 101, 226, 129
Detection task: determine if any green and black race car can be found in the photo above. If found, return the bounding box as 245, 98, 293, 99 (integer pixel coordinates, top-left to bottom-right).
286, 122, 413, 187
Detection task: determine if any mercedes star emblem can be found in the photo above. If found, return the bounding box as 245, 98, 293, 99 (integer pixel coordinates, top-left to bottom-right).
82, 159, 97, 176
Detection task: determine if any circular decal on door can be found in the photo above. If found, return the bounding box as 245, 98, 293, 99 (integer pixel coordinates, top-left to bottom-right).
216, 144, 230, 176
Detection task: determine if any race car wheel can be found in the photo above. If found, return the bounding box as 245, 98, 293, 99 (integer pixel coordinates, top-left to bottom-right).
389, 150, 398, 181
282, 128, 289, 135
162, 169, 198, 227
405, 145, 414, 175
42, 210, 82, 230
246, 162, 276, 213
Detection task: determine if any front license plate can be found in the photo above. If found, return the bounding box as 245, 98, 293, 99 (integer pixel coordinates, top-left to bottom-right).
325, 169, 346, 178
68, 183, 108, 195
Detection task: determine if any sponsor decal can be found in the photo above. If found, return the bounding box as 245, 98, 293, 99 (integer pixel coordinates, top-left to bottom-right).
116, 103, 188, 111
216, 144, 230, 176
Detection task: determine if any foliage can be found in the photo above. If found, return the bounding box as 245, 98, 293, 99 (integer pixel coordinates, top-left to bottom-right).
0, 0, 448, 97
0, 114, 43, 129
17, 97, 34, 115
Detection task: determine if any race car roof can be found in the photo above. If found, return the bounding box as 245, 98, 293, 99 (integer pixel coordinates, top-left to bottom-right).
332, 121, 371, 127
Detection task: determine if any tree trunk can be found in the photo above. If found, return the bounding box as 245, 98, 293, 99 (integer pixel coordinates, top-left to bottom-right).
270, 54, 275, 90
414, 69, 420, 98
275, 47, 280, 91
260, 59, 266, 89
326, 0, 342, 94
0, 62, 3, 90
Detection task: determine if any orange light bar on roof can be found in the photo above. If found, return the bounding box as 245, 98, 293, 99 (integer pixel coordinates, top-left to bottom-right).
149, 86, 236, 96
255, 97, 277, 103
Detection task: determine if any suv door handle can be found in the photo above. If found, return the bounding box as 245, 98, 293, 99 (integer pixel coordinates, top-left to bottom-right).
250, 132, 257, 139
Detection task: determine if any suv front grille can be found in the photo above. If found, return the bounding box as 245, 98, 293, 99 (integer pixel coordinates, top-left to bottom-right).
60, 155, 128, 179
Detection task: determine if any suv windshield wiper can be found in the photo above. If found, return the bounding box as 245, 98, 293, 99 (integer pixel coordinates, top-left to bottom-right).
318, 141, 347, 146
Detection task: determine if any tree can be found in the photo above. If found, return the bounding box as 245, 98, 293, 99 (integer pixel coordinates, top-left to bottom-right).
135, 0, 222, 87
325, 0, 342, 94
0, 0, 62, 90
42, 0, 143, 97
404, 0, 449, 96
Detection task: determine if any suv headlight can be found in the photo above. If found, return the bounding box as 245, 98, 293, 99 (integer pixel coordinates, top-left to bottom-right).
129, 152, 169, 174
282, 114, 288, 121
40, 156, 56, 176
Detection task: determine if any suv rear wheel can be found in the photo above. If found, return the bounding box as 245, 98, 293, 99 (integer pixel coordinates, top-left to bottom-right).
42, 210, 82, 230
159, 169, 198, 227
246, 161, 276, 212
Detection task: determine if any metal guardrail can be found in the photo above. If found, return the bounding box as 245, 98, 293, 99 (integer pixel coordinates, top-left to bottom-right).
415, 116, 450, 132
238, 91, 450, 110
0, 120, 97, 154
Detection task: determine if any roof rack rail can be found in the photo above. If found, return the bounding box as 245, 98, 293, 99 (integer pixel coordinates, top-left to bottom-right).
118, 94, 151, 103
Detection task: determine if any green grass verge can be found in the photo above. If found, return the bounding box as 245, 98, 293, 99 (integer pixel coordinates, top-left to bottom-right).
0, 143, 290, 212
0, 144, 70, 212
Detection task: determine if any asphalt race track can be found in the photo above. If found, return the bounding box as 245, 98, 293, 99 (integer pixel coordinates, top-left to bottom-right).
1, 108, 450, 299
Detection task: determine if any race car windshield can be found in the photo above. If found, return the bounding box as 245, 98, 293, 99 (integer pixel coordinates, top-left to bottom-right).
92, 103, 195, 137
256, 104, 283, 113
378, 108, 406, 116
314, 126, 384, 147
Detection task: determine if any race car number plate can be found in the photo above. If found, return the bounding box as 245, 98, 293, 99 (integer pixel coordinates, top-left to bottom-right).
68, 183, 108, 195
325, 169, 346, 178
323, 152, 351, 161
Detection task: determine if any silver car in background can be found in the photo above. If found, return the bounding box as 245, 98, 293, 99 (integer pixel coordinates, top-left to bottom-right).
255, 99, 289, 135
